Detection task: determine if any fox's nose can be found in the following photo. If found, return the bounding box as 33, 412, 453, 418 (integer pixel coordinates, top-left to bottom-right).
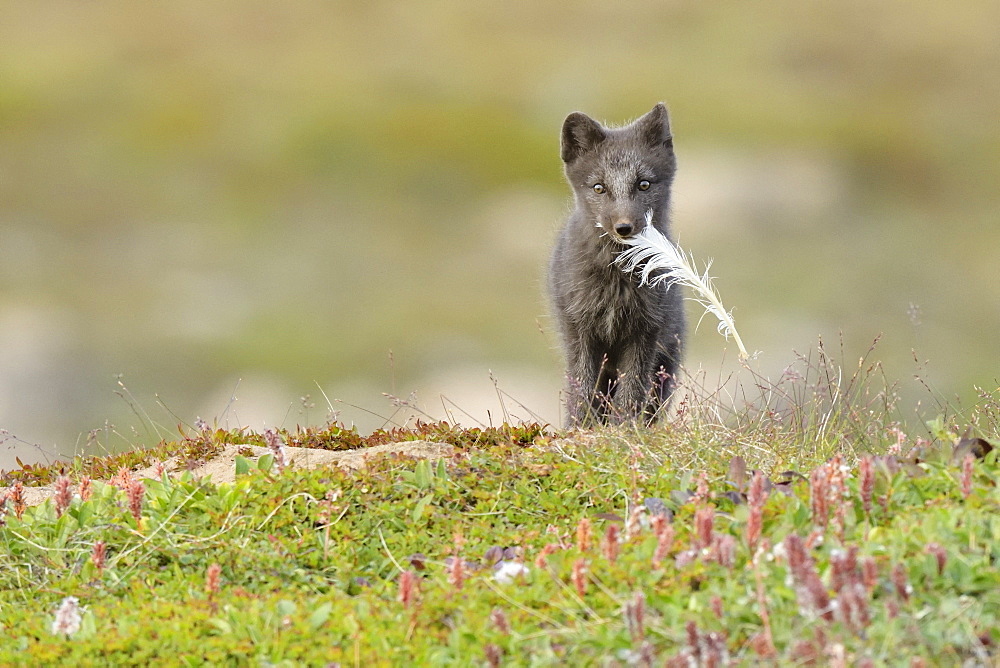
614, 221, 634, 237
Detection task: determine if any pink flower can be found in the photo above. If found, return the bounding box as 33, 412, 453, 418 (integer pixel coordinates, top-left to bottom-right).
710, 595, 724, 620
861, 557, 878, 592
746, 470, 767, 552
623, 591, 646, 643
713, 534, 736, 569
961, 453, 975, 499
490, 607, 510, 635
835, 581, 871, 632
859, 456, 875, 518
534, 543, 560, 569
694, 471, 711, 504
571, 558, 587, 597
91, 541, 107, 574
447, 556, 465, 591
891, 563, 911, 603
54, 475, 72, 519
651, 516, 674, 568
576, 517, 592, 552
264, 429, 287, 473
484, 643, 502, 668
925, 543, 947, 575
10, 482, 25, 520
110, 466, 133, 490
829, 547, 858, 593
785, 533, 832, 620
694, 505, 714, 551
127, 480, 144, 525
601, 524, 620, 563
398, 570, 417, 608
625, 505, 644, 540
78, 476, 93, 502
206, 563, 222, 596
810, 467, 830, 529
746, 506, 762, 554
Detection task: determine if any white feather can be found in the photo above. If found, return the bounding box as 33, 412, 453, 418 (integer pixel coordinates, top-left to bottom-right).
613, 211, 753, 360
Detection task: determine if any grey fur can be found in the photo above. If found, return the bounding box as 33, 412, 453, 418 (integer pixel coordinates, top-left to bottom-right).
548, 103, 685, 426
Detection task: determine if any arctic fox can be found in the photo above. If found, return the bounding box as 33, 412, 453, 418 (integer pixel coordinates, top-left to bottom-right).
548, 103, 685, 426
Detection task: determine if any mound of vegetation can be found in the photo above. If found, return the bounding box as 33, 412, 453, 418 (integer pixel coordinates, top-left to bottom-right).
1, 352, 998, 665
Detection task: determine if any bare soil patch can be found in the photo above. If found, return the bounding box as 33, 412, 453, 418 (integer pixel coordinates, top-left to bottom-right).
6, 440, 456, 508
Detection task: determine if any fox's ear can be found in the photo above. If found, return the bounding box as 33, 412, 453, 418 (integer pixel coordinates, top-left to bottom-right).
637, 103, 673, 150
561, 112, 606, 163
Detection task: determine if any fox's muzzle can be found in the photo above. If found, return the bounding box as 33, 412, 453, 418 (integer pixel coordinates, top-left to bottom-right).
613, 220, 635, 237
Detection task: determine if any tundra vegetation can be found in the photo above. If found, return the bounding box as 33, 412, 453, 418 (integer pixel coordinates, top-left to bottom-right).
1, 342, 998, 665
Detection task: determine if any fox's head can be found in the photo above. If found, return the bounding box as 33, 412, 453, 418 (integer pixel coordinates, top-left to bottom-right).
561, 103, 676, 241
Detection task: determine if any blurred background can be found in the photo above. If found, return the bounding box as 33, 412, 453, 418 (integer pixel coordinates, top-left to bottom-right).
1, 2, 998, 470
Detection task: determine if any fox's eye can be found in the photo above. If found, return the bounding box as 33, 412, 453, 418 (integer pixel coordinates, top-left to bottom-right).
592, 183, 606, 194
637, 180, 651, 191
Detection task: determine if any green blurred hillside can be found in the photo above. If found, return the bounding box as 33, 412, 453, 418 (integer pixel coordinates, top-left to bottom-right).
1, 2, 998, 466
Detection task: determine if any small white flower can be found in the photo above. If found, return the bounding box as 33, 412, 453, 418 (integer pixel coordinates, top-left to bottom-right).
51, 596, 82, 637
493, 561, 530, 585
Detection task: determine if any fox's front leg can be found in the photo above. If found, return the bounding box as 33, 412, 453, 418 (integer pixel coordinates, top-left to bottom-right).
565, 336, 606, 427
611, 342, 655, 423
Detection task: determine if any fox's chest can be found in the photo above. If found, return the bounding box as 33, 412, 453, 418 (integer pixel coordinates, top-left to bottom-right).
567, 264, 659, 342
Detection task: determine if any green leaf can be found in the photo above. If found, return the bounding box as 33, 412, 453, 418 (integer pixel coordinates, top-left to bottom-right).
276, 599, 297, 618
208, 618, 233, 635
73, 502, 93, 529
257, 454, 274, 472
235, 455, 251, 476
414, 459, 431, 489
412, 492, 435, 523
308, 602, 333, 630
77, 610, 97, 639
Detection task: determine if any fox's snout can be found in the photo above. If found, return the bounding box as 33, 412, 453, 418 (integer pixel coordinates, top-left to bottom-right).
613, 219, 635, 237
607, 216, 644, 240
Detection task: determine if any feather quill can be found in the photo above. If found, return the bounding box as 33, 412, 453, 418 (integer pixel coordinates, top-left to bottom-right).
613, 211, 752, 360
